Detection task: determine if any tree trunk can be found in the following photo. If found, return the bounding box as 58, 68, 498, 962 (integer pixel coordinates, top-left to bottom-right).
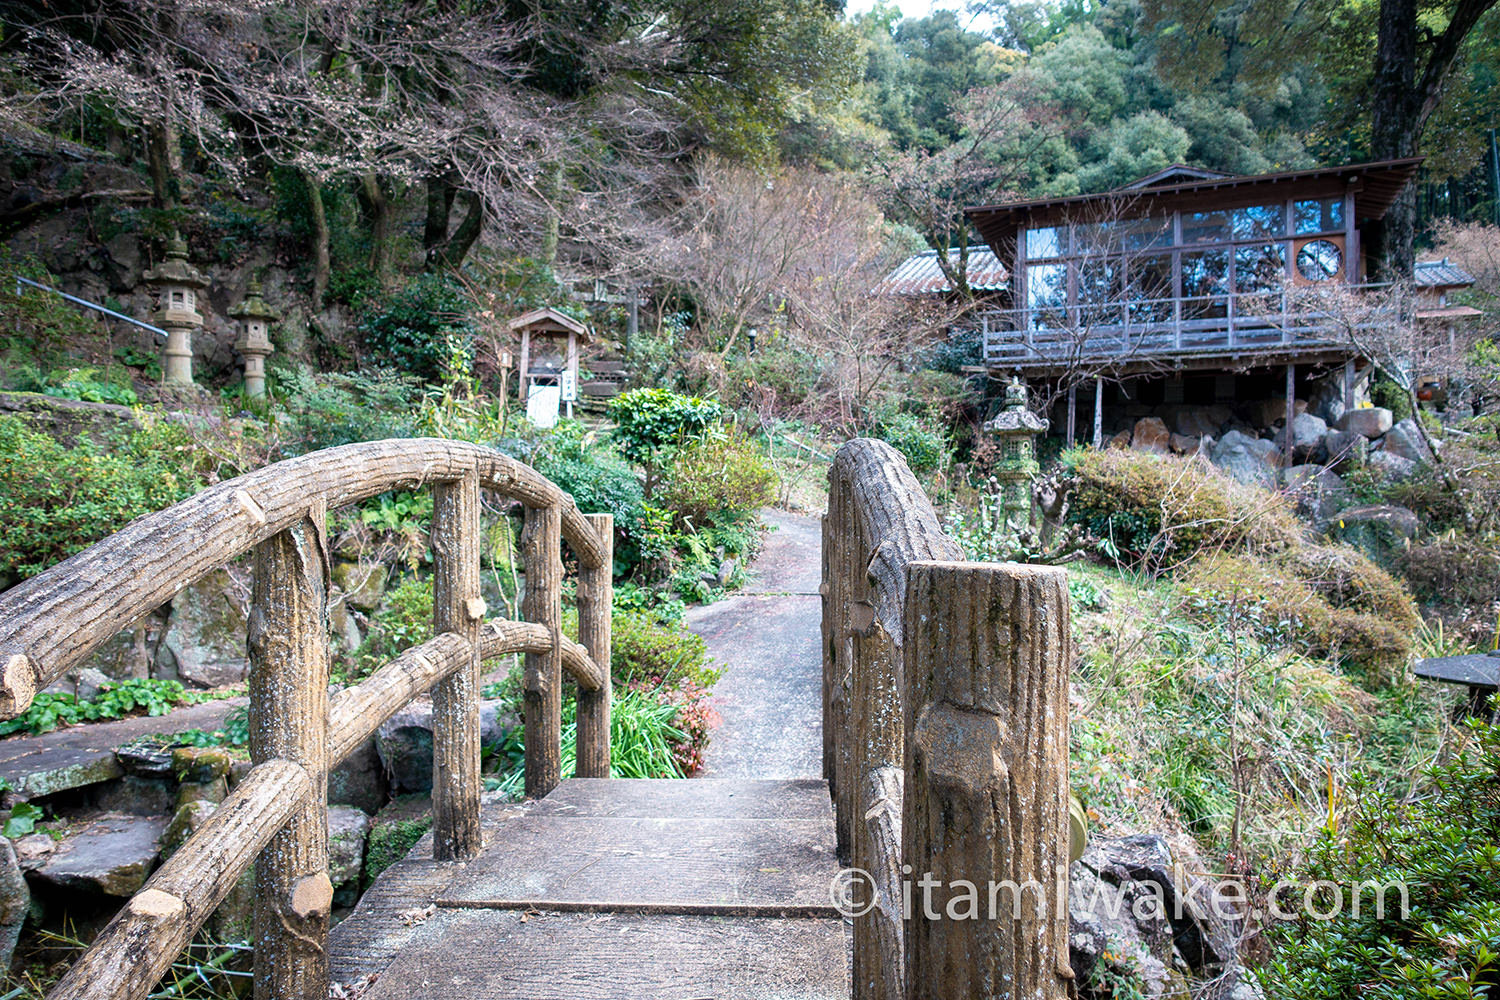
359, 173, 390, 283
300, 171, 331, 308
424, 175, 457, 258
427, 190, 484, 271
145, 121, 177, 209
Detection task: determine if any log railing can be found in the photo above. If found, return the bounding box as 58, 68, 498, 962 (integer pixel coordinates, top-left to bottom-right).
823, 439, 1073, 1000
0, 438, 614, 1000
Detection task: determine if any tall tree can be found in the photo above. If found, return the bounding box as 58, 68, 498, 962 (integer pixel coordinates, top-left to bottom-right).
1145, 0, 1500, 276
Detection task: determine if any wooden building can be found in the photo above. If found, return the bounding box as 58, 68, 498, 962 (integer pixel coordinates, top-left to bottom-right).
962, 158, 1428, 446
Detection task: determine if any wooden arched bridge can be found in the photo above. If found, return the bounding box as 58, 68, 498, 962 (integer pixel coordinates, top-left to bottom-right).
0, 438, 1073, 1000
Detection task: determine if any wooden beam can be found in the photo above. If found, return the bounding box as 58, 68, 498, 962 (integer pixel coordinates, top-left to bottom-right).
523, 504, 564, 798
431, 471, 482, 861
1092, 377, 1103, 448
248, 506, 331, 1000
1284, 364, 1296, 473
1065, 383, 1076, 448
576, 513, 613, 778
902, 561, 1072, 1000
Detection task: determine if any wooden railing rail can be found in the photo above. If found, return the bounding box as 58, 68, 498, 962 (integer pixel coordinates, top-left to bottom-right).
823, 439, 1072, 1000
0, 439, 613, 1000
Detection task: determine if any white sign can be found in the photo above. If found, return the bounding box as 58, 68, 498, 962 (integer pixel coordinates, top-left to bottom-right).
560, 371, 577, 402
526, 384, 561, 428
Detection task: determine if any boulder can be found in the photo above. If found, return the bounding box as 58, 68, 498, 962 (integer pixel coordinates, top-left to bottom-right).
332, 561, 388, 612
1132, 417, 1171, 454
12, 834, 54, 872
1211, 431, 1281, 488
1274, 412, 1329, 462
161, 800, 218, 860
1285, 465, 1353, 527
0, 839, 29, 970
376, 701, 435, 795
83, 617, 159, 681
42, 666, 113, 701
329, 736, 389, 815
1368, 450, 1418, 482
1306, 381, 1347, 427
1322, 429, 1370, 470
329, 594, 364, 653
1336, 406, 1394, 439
1327, 504, 1420, 567
1168, 433, 1201, 455
1107, 430, 1132, 450
328, 805, 373, 900
1174, 405, 1231, 439
1251, 397, 1306, 428
1380, 417, 1433, 465
156, 568, 250, 688
32, 812, 167, 896
716, 557, 739, 588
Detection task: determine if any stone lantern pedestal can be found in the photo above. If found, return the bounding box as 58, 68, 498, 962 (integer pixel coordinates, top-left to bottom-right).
231, 279, 278, 398
143, 235, 209, 388
982, 378, 1048, 531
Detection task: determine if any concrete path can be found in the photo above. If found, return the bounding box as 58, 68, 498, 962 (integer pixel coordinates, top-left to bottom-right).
688, 509, 823, 780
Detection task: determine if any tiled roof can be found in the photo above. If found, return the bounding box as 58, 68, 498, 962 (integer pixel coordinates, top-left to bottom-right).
874, 247, 1008, 295
1414, 258, 1476, 288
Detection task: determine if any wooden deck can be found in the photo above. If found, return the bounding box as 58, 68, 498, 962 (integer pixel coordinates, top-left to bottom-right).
329, 778, 849, 999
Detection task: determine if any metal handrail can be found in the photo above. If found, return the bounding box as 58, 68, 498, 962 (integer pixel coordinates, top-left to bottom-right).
12, 275, 167, 339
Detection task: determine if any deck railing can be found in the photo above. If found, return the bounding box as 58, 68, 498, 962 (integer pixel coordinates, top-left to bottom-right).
980, 284, 1399, 367
0, 438, 613, 1000
823, 439, 1072, 1000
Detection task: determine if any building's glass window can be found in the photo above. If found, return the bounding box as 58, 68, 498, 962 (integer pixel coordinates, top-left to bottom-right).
1181, 250, 1229, 319
1235, 243, 1286, 293
1027, 263, 1068, 326
1128, 254, 1175, 323
1120, 216, 1172, 251
1182, 210, 1231, 244
1294, 198, 1344, 235
1078, 258, 1125, 326
1296, 239, 1343, 281
1231, 205, 1284, 240
1026, 226, 1066, 259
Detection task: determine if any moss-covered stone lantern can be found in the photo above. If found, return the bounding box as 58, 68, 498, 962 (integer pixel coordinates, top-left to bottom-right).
982, 378, 1048, 531
231, 278, 277, 398
143, 233, 209, 388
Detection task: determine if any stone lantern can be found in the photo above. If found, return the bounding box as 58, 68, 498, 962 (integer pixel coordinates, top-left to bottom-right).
143, 233, 209, 388
982, 378, 1048, 531
231, 278, 278, 398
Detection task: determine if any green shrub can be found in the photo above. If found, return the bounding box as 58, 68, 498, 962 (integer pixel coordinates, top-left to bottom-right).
1369, 375, 1413, 422
654, 432, 778, 531
531, 424, 647, 540
606, 388, 722, 470
1258, 722, 1500, 1000
271, 366, 423, 453
15, 366, 137, 405
0, 415, 209, 580
348, 576, 434, 681
876, 410, 952, 474
611, 610, 719, 689
359, 273, 477, 382
0, 249, 97, 367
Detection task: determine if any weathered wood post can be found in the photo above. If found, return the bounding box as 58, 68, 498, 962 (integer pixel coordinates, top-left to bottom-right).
902, 561, 1073, 1000
247, 506, 332, 1000
432, 471, 483, 859
576, 513, 613, 778
523, 503, 564, 796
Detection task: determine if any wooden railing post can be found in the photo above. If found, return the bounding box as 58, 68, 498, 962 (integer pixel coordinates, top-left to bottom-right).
576, 513, 613, 778
902, 561, 1072, 1000
247, 506, 331, 1000
523, 503, 563, 797
432, 471, 483, 859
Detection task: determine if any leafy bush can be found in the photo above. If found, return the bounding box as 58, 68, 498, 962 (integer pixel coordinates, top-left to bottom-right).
0, 249, 97, 366
0, 679, 229, 737
876, 410, 952, 474
612, 610, 719, 688
359, 273, 477, 382
348, 575, 433, 681
0, 415, 209, 580
606, 388, 722, 469
1258, 722, 1500, 1000
272, 366, 423, 453
653, 431, 778, 531
14, 366, 137, 405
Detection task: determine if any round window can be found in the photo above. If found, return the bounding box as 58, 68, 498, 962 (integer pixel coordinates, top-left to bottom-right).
1296, 239, 1343, 282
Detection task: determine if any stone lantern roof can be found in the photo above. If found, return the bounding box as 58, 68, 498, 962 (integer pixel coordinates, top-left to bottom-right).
144, 235, 209, 289
231, 279, 279, 322
983, 379, 1048, 435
